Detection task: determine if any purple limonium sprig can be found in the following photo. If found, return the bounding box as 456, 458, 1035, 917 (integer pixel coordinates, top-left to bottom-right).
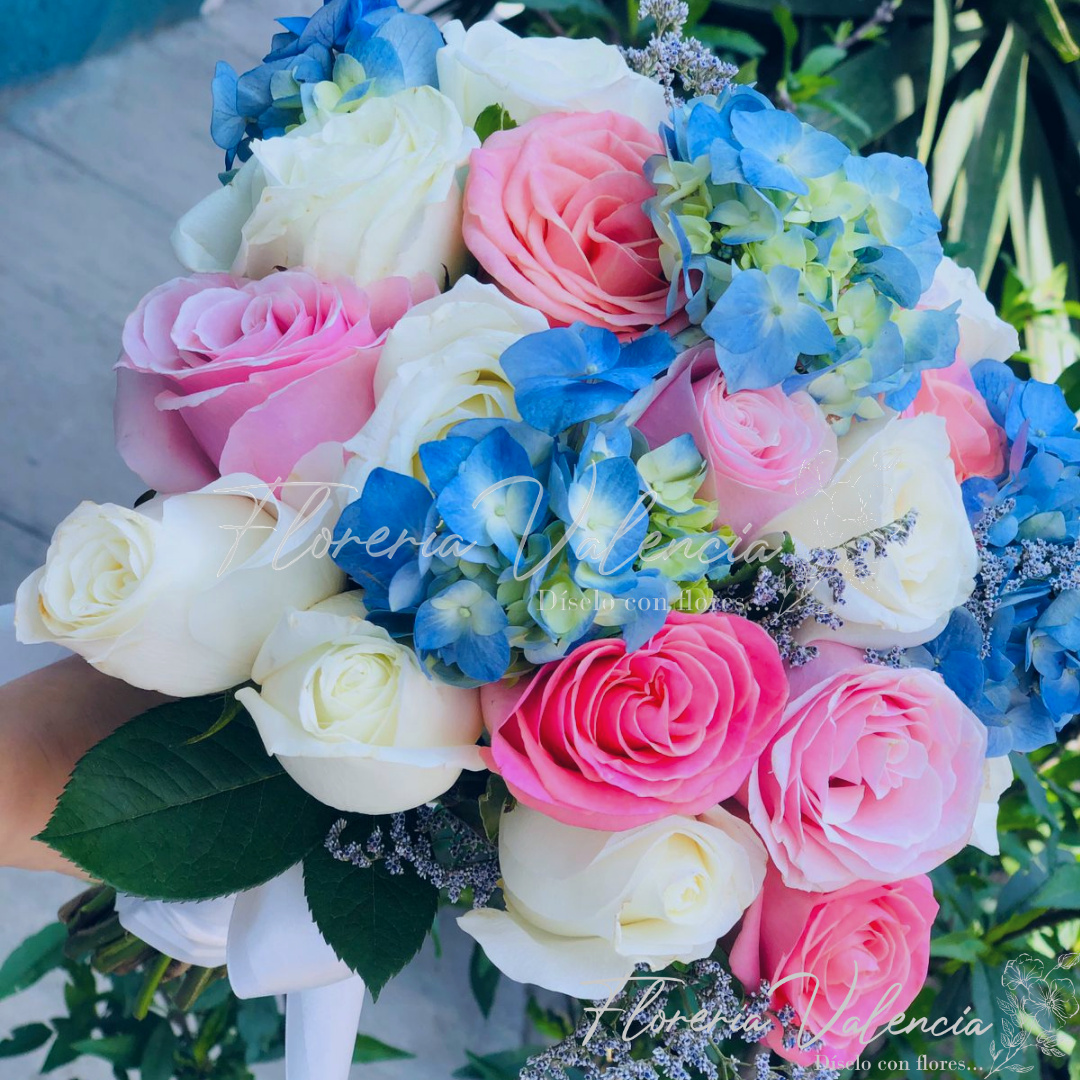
622, 0, 738, 103
325, 806, 499, 906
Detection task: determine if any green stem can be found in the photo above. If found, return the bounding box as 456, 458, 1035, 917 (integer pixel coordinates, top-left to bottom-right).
134, 952, 173, 1021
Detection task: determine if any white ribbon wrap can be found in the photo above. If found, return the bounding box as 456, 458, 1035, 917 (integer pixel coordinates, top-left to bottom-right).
115, 867, 364, 1080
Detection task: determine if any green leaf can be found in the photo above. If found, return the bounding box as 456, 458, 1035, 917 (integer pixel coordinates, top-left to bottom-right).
0, 923, 67, 1001
139, 1022, 178, 1080
474, 104, 517, 143
797, 44, 847, 78
302, 830, 438, 1000
1032, 0, 1080, 61
918, 0, 952, 163
693, 26, 767, 58
929, 929, 986, 963
800, 14, 985, 148
1012, 751, 1059, 831
236, 997, 285, 1064
947, 24, 1029, 289
453, 1046, 552, 1080
772, 4, 798, 81
517, 0, 611, 19
353, 1034, 415, 1063
1030, 860, 1080, 910
70, 1034, 137, 1064
1059, 360, 1080, 410
469, 942, 501, 1018
704, 0, 931, 13
0, 1023, 52, 1059
38, 698, 336, 900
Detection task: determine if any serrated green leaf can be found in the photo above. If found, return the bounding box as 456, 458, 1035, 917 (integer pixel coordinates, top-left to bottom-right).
474, 104, 517, 143
38, 698, 336, 900
353, 1034, 415, 1063
469, 942, 501, 1018
302, 831, 438, 1000
0, 1023, 52, 1059
0, 923, 67, 1002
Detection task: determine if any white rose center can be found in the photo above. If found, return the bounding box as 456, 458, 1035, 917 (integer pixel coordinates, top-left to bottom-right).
302, 640, 402, 745
38, 505, 157, 635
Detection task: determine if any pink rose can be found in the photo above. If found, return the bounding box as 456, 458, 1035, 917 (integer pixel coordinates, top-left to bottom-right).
115, 269, 435, 492
481, 611, 787, 831
635, 343, 837, 535
463, 111, 676, 339
730, 867, 937, 1067
744, 644, 987, 892
903, 360, 1005, 482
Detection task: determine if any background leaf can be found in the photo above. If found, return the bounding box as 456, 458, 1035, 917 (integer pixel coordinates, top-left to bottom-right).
0, 923, 67, 1002
469, 942, 501, 1018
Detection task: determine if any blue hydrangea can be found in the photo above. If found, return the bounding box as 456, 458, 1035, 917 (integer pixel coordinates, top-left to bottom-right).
331, 399, 732, 685
499, 324, 677, 435
211, 0, 443, 168
646, 86, 957, 429
915, 360, 1080, 754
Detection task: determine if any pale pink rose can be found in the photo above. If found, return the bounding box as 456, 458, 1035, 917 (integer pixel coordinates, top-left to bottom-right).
635, 343, 837, 535
730, 867, 937, 1067
902, 360, 1005, 482
481, 611, 787, 831
115, 269, 436, 492
463, 111, 677, 339
744, 644, 986, 892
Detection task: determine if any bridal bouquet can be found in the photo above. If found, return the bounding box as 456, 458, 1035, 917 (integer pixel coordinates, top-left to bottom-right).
13, 0, 1080, 1076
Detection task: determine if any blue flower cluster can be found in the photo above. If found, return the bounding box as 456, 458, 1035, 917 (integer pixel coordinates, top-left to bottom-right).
909, 361, 1080, 755
211, 0, 443, 168
647, 86, 960, 429
331, 325, 735, 686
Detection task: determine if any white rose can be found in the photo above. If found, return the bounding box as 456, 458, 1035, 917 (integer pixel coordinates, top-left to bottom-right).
969, 756, 1013, 856
458, 804, 765, 998
918, 256, 1020, 366
14, 476, 342, 695
436, 20, 669, 131
236, 592, 484, 814
763, 413, 978, 649
172, 86, 479, 287
341, 276, 546, 493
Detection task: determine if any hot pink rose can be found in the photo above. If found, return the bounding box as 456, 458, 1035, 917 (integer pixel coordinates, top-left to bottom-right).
115, 269, 435, 492
744, 644, 986, 892
481, 610, 787, 831
730, 867, 937, 1067
463, 111, 676, 339
635, 343, 837, 535
903, 360, 1006, 482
